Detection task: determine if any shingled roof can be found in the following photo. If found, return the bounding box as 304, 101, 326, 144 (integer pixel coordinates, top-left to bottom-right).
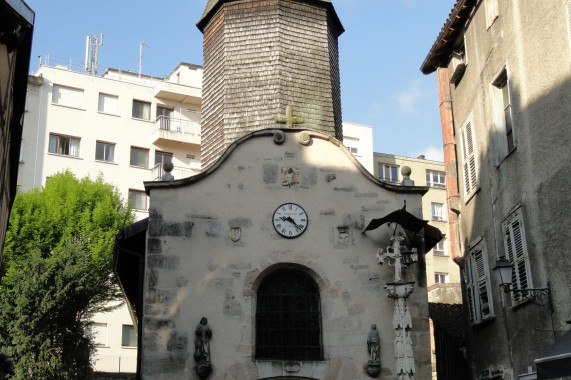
419, 0, 477, 74
197, 0, 338, 32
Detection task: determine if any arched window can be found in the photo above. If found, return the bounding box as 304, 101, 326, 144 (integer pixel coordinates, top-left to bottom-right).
255, 269, 323, 361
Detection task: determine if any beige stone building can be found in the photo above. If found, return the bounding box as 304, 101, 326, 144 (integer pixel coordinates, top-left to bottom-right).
421, 0, 571, 378
114, 0, 443, 379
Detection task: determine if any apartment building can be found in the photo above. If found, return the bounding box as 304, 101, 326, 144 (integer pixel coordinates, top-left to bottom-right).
20, 59, 203, 376
421, 0, 571, 378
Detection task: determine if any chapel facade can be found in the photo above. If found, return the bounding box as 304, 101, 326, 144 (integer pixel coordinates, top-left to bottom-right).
115, 1, 437, 379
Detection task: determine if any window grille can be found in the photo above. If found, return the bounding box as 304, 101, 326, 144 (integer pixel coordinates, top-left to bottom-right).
256, 269, 322, 361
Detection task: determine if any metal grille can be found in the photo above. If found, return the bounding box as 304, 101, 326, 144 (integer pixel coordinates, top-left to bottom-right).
255, 270, 322, 361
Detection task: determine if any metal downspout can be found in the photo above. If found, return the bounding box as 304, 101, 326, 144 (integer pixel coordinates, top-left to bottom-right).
436, 67, 462, 262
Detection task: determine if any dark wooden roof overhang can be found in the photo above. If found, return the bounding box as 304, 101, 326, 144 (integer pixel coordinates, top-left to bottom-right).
197, 0, 344, 36
420, 0, 477, 75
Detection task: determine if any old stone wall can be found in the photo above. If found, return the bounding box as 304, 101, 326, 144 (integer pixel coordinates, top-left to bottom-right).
142, 131, 431, 379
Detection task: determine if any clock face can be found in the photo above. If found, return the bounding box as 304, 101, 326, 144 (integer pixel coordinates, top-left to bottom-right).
272, 203, 308, 238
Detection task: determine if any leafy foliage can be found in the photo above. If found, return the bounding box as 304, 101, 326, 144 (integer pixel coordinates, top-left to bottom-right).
0, 171, 133, 378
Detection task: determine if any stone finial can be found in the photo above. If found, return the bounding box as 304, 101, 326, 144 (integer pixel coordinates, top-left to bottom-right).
161, 162, 174, 181
400, 166, 414, 186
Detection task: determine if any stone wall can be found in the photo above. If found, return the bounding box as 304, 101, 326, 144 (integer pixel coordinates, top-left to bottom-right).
141, 130, 432, 379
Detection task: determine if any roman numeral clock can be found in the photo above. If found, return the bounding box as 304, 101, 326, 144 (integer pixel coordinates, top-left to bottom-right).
272, 203, 308, 238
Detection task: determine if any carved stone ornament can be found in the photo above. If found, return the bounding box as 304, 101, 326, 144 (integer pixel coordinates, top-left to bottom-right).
298, 132, 311, 145
281, 167, 300, 186
284, 361, 301, 373
229, 227, 241, 242
273, 131, 285, 145
194, 317, 212, 379
366, 324, 381, 377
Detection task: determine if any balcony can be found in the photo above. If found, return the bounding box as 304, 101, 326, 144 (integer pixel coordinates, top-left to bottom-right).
151, 162, 201, 181
152, 116, 201, 146
153, 81, 201, 105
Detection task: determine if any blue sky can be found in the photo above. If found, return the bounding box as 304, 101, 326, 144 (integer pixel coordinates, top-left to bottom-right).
24, 0, 454, 160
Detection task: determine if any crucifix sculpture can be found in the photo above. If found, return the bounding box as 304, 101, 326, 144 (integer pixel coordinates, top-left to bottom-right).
275, 105, 304, 127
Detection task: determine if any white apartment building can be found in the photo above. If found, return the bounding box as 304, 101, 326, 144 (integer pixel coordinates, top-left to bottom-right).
21, 58, 203, 376
342, 121, 374, 174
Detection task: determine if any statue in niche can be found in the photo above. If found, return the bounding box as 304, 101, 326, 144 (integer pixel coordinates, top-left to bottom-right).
281, 167, 300, 186
194, 317, 212, 378
366, 324, 381, 377
367, 324, 380, 364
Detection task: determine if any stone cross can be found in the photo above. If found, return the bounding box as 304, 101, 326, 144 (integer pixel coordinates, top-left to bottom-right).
276, 105, 304, 128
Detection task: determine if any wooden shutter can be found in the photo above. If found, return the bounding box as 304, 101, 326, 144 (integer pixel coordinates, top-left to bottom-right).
461, 121, 478, 198
474, 250, 492, 319
503, 210, 531, 303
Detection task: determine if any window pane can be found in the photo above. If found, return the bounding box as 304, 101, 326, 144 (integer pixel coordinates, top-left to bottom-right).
98, 93, 118, 114
95, 142, 105, 160
129, 190, 146, 210
130, 147, 148, 167
132, 100, 150, 120
122, 325, 137, 347
52, 85, 84, 108
48, 134, 58, 153
390, 166, 398, 181
88, 323, 107, 347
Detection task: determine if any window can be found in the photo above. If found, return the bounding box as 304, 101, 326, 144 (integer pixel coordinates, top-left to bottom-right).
87, 323, 107, 347
431, 203, 446, 221
130, 147, 149, 167
48, 134, 80, 157
502, 208, 532, 304
122, 325, 137, 347
460, 118, 479, 199
343, 137, 359, 155
155, 151, 173, 178
485, 0, 499, 29
379, 164, 399, 182
433, 238, 446, 256
464, 239, 494, 324
435, 272, 449, 284
128, 190, 147, 210
52, 84, 84, 108
491, 69, 515, 162
426, 170, 446, 188
132, 100, 151, 120
256, 269, 322, 361
98, 93, 118, 114
95, 141, 115, 163
156, 105, 173, 130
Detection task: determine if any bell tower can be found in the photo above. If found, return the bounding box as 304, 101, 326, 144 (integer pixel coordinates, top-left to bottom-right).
197, 0, 344, 168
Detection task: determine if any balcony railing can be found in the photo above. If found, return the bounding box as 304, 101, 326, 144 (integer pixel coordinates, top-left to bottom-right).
152, 116, 201, 146
151, 163, 201, 181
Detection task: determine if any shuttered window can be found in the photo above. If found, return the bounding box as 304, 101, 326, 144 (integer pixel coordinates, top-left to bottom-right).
502, 208, 532, 304
465, 239, 494, 324
460, 119, 479, 199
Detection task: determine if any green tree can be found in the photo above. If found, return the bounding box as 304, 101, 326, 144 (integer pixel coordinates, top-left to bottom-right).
0, 171, 133, 379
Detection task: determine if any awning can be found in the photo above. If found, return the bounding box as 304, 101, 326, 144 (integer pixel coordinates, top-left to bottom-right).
363, 208, 445, 252
536, 329, 571, 379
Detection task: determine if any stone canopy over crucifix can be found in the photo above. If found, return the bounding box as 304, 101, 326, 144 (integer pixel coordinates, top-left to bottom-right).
275, 105, 305, 128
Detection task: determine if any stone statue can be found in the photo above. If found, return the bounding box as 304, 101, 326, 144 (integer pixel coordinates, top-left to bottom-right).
366, 324, 381, 377
367, 324, 381, 364
194, 317, 212, 379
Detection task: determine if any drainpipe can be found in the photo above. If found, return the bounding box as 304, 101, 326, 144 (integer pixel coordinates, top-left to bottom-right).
436, 67, 462, 262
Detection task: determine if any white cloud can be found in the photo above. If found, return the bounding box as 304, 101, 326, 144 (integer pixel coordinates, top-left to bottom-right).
413, 146, 444, 162
393, 79, 428, 114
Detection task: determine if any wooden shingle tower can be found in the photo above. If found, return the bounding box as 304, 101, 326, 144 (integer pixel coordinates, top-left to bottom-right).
197, 0, 345, 168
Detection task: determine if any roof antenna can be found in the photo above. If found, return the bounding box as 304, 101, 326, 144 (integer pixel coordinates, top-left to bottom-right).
85, 34, 103, 75
139, 41, 150, 78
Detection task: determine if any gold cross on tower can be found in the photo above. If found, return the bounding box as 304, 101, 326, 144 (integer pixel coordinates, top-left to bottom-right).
275, 105, 304, 128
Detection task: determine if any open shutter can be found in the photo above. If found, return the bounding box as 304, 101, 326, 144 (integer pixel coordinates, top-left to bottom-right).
474, 250, 492, 319
503, 210, 531, 304
461, 121, 478, 198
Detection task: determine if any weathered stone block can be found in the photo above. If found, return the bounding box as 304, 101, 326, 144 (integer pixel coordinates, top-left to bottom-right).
144, 317, 176, 331
223, 300, 243, 316
147, 238, 162, 254
263, 163, 278, 183
228, 217, 252, 228
206, 221, 221, 236
167, 332, 188, 353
